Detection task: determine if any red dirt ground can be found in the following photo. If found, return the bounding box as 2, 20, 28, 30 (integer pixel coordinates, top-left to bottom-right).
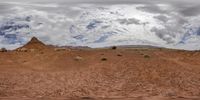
0, 37, 200, 100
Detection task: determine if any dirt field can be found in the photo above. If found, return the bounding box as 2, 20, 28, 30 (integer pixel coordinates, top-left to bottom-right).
0, 37, 200, 100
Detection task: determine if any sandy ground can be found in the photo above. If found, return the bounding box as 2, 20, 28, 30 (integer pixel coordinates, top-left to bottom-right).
0, 96, 199, 100
0, 37, 200, 100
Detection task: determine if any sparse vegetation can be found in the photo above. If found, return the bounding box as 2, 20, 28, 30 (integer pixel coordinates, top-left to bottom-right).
54, 48, 66, 51
40, 51, 44, 54
117, 54, 122, 56
139, 52, 144, 55
111, 46, 117, 50
0, 48, 7, 52
30, 49, 35, 52
101, 58, 107, 61
17, 48, 28, 52
144, 55, 150, 58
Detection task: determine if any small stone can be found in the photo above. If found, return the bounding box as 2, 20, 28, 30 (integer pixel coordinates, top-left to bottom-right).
18, 48, 28, 52
30, 49, 35, 52
75, 56, 83, 61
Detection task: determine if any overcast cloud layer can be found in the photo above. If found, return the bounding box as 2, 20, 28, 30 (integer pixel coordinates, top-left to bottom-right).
0, 0, 200, 50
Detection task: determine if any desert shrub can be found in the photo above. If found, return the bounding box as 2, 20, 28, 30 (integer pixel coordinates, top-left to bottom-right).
144, 55, 150, 58
139, 53, 144, 55
0, 48, 7, 52
117, 54, 122, 56
40, 51, 44, 54
54, 48, 66, 51
111, 46, 117, 50
81, 97, 94, 100
101, 58, 107, 61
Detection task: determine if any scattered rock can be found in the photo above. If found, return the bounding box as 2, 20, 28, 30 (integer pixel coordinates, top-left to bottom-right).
30, 49, 35, 52
17, 48, 28, 52
54, 48, 66, 51
165, 90, 177, 97
75, 56, 83, 61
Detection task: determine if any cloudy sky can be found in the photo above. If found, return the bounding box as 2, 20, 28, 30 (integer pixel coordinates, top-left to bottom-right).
0, 0, 200, 50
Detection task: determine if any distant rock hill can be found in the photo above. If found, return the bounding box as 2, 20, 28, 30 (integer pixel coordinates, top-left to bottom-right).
16, 37, 49, 51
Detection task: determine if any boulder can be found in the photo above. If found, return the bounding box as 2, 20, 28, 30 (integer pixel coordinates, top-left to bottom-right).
74, 56, 83, 61
30, 49, 35, 52
17, 48, 28, 52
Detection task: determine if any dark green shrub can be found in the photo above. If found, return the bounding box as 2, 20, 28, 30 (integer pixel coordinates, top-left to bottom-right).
111, 46, 117, 50
117, 54, 122, 56
144, 55, 150, 58
81, 97, 94, 100
0, 48, 7, 52
101, 58, 107, 61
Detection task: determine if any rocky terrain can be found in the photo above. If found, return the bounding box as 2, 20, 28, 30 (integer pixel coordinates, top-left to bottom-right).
0, 37, 200, 100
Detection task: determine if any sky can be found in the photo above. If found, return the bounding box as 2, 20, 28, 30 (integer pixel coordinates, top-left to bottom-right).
0, 0, 200, 50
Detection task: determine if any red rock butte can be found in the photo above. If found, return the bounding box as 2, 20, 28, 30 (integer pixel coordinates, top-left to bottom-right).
16, 37, 49, 51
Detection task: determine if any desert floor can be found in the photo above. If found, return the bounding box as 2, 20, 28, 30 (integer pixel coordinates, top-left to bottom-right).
0, 38, 200, 100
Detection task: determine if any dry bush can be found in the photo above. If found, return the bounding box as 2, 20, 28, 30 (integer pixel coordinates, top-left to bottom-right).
101, 58, 107, 61
144, 55, 150, 58
0, 48, 7, 52
111, 46, 117, 50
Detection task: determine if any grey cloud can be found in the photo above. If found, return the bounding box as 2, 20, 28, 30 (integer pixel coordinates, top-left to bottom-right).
154, 15, 169, 23
136, 3, 198, 22
177, 17, 188, 25
151, 28, 176, 44
117, 18, 140, 25
179, 5, 200, 16
1, 0, 200, 4
136, 4, 168, 14
0, 4, 13, 14
1, 0, 200, 16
